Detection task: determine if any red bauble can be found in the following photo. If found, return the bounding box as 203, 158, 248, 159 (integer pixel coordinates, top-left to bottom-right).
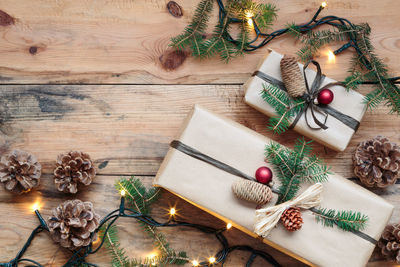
317, 89, 334, 105
255, 166, 273, 184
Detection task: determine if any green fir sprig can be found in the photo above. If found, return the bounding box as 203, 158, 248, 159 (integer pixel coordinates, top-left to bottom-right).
170, 0, 277, 62
100, 177, 188, 267
312, 208, 368, 232
290, 23, 400, 114
265, 140, 368, 233
261, 83, 305, 134
265, 138, 330, 203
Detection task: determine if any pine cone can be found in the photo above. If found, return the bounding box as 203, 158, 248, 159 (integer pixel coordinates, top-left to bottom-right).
378, 224, 400, 263
281, 207, 303, 231
280, 55, 307, 98
54, 151, 96, 193
48, 199, 100, 249
353, 136, 400, 188
0, 150, 41, 193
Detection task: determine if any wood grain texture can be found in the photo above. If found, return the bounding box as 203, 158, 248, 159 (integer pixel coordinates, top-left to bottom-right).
0, 0, 398, 84
0, 84, 399, 266
1, 0, 400, 265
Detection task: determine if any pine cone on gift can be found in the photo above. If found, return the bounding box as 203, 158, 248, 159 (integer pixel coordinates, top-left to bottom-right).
281, 207, 303, 232
48, 199, 100, 249
377, 224, 400, 263
353, 136, 400, 188
0, 150, 41, 193
54, 151, 96, 193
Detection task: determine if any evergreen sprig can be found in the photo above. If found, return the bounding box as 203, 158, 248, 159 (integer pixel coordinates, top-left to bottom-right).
290, 23, 400, 114
100, 177, 189, 267
261, 84, 305, 134
312, 208, 368, 232
265, 138, 330, 203
170, 0, 277, 62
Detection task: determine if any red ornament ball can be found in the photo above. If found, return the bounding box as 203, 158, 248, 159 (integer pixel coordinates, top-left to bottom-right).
317, 88, 334, 105
255, 166, 273, 184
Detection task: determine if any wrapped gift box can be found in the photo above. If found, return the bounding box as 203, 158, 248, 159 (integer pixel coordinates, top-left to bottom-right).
154, 105, 393, 267
243, 50, 367, 152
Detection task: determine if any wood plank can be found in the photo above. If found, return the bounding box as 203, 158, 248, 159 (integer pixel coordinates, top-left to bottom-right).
0, 84, 399, 265
0, 0, 398, 84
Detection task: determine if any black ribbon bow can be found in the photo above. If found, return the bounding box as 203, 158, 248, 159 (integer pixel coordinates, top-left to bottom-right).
291, 60, 344, 130
253, 60, 360, 132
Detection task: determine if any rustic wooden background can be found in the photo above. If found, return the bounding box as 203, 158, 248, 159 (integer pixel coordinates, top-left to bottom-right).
0, 0, 399, 266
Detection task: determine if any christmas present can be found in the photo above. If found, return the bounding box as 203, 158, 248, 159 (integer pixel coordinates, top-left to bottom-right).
243, 50, 367, 152
153, 105, 393, 267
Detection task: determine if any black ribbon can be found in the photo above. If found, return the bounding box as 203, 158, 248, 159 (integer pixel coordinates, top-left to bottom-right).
170, 140, 377, 245
253, 60, 360, 131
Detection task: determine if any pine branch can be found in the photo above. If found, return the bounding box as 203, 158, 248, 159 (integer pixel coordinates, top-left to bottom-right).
265, 140, 329, 203
261, 84, 305, 134
312, 208, 368, 232
99, 224, 130, 267
170, 0, 214, 53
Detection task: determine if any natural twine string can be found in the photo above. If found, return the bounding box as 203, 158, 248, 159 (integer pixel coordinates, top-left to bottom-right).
232, 179, 273, 205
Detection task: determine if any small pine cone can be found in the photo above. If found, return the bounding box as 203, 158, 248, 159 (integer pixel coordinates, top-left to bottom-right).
54, 151, 96, 193
0, 150, 41, 193
48, 199, 100, 249
281, 207, 303, 232
377, 224, 400, 263
280, 55, 307, 98
353, 136, 400, 188
232, 179, 273, 205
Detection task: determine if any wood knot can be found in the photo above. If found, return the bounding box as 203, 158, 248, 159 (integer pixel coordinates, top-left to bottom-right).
0, 10, 15, 26
167, 1, 183, 18
29, 46, 38, 55
159, 49, 187, 71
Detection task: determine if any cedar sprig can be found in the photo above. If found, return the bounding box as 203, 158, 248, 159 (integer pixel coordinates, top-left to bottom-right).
265, 138, 329, 203
261, 83, 305, 134
312, 208, 369, 232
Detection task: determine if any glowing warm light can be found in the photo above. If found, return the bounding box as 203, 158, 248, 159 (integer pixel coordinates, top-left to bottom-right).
120, 189, 126, 196
192, 260, 199, 266
245, 11, 254, 27
169, 208, 176, 215
208, 257, 216, 264
147, 253, 157, 266
226, 223, 232, 230
31, 202, 40, 212
321, 1, 327, 8
327, 50, 336, 63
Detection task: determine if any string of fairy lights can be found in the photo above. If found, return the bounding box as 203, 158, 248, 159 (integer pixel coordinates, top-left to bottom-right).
1, 188, 282, 267
4, 2, 400, 267
220, 0, 400, 83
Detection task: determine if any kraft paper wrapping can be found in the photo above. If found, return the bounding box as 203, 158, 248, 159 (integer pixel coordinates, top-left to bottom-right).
153, 105, 394, 267
243, 50, 367, 152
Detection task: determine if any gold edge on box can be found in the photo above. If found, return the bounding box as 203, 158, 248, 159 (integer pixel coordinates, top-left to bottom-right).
152, 183, 317, 267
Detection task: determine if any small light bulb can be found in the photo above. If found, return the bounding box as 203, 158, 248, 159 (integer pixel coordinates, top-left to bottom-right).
32, 203, 40, 212
209, 257, 216, 264
327, 50, 336, 63
321, 1, 327, 8
169, 208, 176, 215
226, 223, 232, 230
245, 11, 254, 27
192, 260, 199, 266
120, 190, 126, 196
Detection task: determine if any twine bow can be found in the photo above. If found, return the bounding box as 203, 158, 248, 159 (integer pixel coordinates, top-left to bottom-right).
254, 183, 323, 238
291, 60, 344, 130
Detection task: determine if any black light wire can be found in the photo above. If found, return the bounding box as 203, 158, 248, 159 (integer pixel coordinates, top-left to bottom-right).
1, 194, 282, 267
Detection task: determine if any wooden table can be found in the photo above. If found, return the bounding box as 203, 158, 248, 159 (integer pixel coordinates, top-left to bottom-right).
0, 0, 399, 266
